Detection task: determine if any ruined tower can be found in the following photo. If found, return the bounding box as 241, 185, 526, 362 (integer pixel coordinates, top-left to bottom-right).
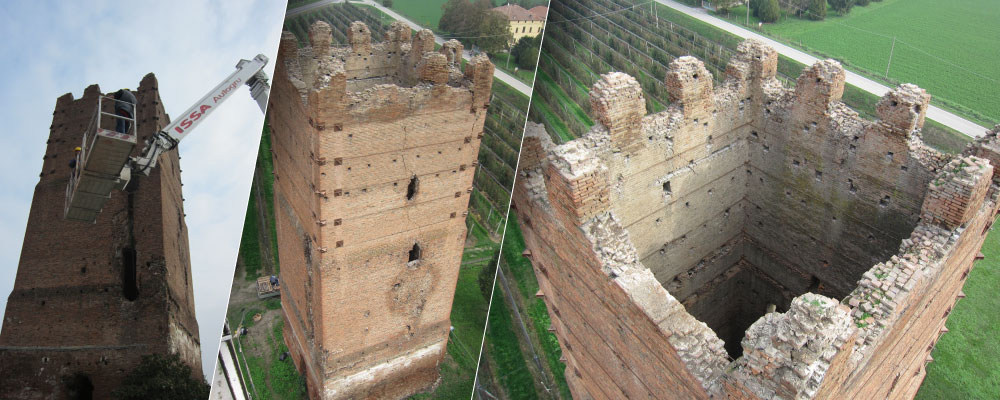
269, 21, 493, 399
514, 40, 998, 399
0, 75, 202, 399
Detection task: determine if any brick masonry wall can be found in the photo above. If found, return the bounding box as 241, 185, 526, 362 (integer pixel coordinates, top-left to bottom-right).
272, 21, 493, 399
513, 38, 1000, 399
0, 75, 201, 399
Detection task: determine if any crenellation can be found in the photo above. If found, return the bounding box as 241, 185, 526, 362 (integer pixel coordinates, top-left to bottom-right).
310, 21, 333, 57
347, 21, 372, 54
876, 84, 931, 136
665, 56, 715, 121
590, 72, 646, 152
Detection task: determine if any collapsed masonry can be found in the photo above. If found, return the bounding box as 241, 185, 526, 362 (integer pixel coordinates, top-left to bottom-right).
514, 39, 999, 399
270, 21, 493, 399
0, 76, 202, 399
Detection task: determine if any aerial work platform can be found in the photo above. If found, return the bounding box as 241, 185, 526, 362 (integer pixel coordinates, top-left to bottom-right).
64, 96, 137, 222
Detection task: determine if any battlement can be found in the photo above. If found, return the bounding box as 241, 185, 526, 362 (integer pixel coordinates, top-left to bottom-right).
513, 39, 999, 399
278, 21, 493, 105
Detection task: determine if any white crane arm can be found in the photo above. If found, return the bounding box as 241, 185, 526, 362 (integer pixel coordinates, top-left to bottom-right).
133, 54, 269, 174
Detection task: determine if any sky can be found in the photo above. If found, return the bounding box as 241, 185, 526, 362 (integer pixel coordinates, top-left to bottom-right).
0, 0, 285, 380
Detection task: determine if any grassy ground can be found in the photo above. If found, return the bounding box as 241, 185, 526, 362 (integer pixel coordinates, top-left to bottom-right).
714, 0, 999, 127
388, 0, 450, 30
917, 219, 1000, 399
481, 213, 572, 399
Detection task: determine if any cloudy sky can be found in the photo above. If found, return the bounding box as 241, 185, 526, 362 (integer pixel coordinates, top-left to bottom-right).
0, 1, 285, 379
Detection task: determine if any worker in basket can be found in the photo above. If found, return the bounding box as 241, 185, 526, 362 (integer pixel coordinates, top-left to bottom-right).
113, 89, 136, 134
68, 146, 82, 170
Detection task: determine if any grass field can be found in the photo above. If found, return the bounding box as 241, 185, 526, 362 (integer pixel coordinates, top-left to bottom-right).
389, 0, 450, 30
917, 220, 1000, 399
716, 0, 1000, 127
481, 213, 572, 399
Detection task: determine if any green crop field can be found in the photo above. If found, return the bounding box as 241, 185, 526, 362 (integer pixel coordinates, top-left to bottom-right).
389, 0, 543, 32
390, 0, 450, 30
717, 0, 999, 127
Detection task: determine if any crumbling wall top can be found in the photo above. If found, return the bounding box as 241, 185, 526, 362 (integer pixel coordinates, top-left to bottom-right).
877, 83, 931, 135
794, 59, 846, 109
665, 56, 714, 111
278, 21, 492, 110
726, 39, 778, 82
740, 294, 855, 399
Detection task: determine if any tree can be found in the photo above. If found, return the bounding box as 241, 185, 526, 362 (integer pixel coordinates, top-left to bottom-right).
112, 353, 210, 400
440, 0, 486, 36
478, 250, 501, 301
713, 0, 740, 13
473, 10, 513, 54
511, 35, 541, 70
828, 0, 854, 14
758, 0, 781, 22
806, 0, 826, 20
749, 0, 763, 17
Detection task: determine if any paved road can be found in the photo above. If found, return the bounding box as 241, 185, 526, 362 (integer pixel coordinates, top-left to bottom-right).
286, 0, 533, 96
653, 0, 989, 138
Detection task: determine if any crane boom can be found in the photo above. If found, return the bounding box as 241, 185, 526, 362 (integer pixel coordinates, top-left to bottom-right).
133, 54, 269, 175
64, 54, 270, 222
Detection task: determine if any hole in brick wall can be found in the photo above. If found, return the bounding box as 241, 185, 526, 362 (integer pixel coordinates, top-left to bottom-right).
914, 105, 921, 113
849, 179, 857, 193
891, 100, 899, 107
663, 181, 672, 196
887, 152, 894, 162
880, 195, 890, 207
692, 73, 699, 79
406, 176, 418, 200
807, 275, 821, 292
815, 170, 822, 180
408, 243, 421, 262
68, 373, 94, 400
122, 247, 138, 301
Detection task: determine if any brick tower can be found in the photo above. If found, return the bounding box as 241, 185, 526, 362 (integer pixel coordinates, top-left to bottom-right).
0, 75, 202, 399
513, 41, 999, 399
269, 21, 493, 399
